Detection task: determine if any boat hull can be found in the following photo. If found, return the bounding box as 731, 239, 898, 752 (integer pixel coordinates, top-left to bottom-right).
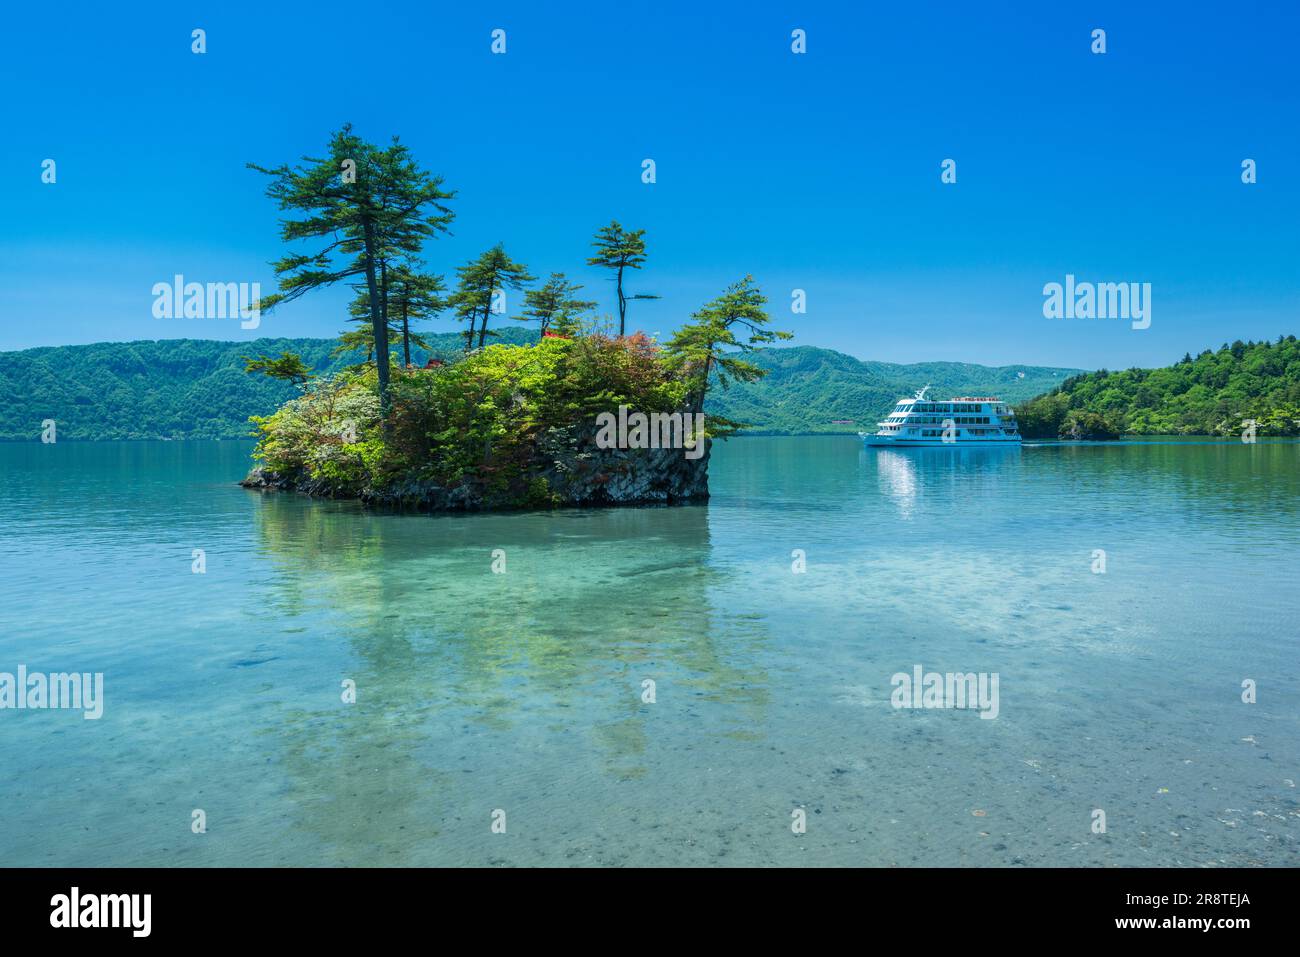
861, 435, 1021, 448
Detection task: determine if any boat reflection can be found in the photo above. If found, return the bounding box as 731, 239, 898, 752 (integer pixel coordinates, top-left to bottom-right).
870, 445, 1022, 519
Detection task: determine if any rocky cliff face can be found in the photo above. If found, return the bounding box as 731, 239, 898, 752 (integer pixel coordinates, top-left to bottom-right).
535, 425, 710, 506
240, 424, 710, 512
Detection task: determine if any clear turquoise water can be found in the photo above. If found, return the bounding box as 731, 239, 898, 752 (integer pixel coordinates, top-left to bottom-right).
1, 437, 1297, 867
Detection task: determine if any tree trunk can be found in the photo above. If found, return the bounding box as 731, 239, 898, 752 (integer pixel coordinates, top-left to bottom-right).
401, 302, 411, 367
692, 354, 714, 416
478, 270, 498, 349
379, 259, 388, 327
361, 219, 390, 423
379, 258, 390, 369
464, 307, 475, 353
616, 264, 626, 336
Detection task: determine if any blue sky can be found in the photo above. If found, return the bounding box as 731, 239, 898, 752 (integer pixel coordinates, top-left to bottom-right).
2, 0, 1297, 368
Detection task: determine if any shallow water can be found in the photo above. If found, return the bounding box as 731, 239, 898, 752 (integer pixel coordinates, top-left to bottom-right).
1, 437, 1297, 866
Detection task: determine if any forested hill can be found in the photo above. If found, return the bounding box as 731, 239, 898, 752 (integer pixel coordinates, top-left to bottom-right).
1015, 337, 1300, 439
0, 334, 1080, 440
0, 332, 513, 442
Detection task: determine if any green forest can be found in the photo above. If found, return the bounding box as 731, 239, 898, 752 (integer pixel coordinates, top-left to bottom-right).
0, 334, 1079, 441
1015, 337, 1300, 438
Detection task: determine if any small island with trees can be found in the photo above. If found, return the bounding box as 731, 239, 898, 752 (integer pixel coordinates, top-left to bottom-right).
239, 126, 790, 510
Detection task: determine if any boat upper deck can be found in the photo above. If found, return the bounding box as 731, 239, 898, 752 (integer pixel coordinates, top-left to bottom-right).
891, 399, 1013, 414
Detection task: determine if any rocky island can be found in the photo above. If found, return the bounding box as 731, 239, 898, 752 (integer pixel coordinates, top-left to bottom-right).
236, 126, 789, 512
240, 335, 718, 511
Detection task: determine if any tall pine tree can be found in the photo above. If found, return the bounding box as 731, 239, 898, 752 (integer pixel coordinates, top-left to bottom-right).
249, 125, 454, 418
587, 220, 658, 336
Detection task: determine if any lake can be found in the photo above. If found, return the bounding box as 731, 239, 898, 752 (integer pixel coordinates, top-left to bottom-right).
1, 437, 1297, 866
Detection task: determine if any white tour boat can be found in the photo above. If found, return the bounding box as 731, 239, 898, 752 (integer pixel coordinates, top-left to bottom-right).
860, 386, 1022, 447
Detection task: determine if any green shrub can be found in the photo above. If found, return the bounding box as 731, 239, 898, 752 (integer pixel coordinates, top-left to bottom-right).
251, 371, 382, 491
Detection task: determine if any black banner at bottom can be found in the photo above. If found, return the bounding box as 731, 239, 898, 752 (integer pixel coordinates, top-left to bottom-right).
0, 867, 1282, 942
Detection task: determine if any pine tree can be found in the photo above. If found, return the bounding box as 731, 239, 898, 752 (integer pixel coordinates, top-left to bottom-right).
518, 273, 596, 336
587, 220, 658, 336
448, 245, 534, 351
663, 276, 792, 422
248, 125, 454, 418
242, 352, 314, 386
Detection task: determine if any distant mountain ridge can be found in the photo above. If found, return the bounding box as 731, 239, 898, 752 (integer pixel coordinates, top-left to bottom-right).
0, 333, 1083, 441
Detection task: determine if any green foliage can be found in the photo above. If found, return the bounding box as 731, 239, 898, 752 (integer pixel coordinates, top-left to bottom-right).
0, 338, 365, 441
242, 351, 314, 385
1061, 410, 1123, 440
663, 276, 792, 433
1015, 337, 1300, 437
448, 245, 535, 351
254, 336, 687, 502
1013, 391, 1071, 439
519, 273, 596, 335
251, 370, 382, 492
